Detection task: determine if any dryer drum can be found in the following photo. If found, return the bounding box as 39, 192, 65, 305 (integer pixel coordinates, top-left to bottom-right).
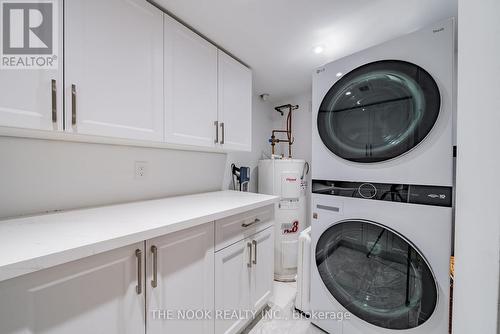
317, 60, 441, 163
315, 220, 438, 330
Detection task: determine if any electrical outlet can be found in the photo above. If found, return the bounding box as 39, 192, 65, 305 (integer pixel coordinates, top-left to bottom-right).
135, 161, 148, 179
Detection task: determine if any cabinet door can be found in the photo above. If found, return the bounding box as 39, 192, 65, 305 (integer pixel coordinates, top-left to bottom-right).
164, 15, 218, 147
0, 243, 145, 334
64, 0, 163, 141
250, 227, 274, 311
0, 1, 63, 131
217, 51, 252, 152
215, 239, 252, 334
147, 223, 214, 334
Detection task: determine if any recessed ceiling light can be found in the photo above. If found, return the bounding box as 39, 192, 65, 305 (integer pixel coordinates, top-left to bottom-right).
313, 45, 324, 54
345, 91, 352, 96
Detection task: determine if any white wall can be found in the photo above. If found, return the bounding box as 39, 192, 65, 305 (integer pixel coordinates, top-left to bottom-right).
453, 1, 500, 333
0, 138, 226, 219
0, 94, 273, 220
223, 95, 275, 192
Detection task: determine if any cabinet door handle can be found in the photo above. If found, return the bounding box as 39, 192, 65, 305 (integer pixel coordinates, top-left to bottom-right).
214, 121, 219, 143
247, 242, 252, 268
51, 79, 57, 124
135, 249, 143, 295
242, 218, 260, 228
220, 122, 225, 144
71, 84, 77, 126
151, 245, 158, 288
252, 240, 257, 265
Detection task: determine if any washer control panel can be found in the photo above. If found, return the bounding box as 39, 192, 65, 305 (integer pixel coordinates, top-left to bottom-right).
312, 179, 452, 207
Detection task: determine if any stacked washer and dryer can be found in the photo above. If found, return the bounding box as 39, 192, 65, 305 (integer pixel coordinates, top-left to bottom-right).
310, 18, 455, 334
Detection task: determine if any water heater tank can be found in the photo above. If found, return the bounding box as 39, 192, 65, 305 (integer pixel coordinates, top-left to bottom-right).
258, 159, 308, 282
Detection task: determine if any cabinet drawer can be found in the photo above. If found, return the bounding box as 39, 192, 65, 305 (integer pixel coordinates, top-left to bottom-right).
215, 205, 274, 251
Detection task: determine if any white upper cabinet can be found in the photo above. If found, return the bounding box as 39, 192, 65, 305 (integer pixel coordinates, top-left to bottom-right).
0, 0, 63, 131
164, 15, 218, 147
0, 71, 63, 132
217, 51, 252, 152
64, 0, 164, 141
0, 1, 253, 152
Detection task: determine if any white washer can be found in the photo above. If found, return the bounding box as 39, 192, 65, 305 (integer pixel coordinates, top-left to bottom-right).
312, 18, 455, 186
310, 183, 452, 334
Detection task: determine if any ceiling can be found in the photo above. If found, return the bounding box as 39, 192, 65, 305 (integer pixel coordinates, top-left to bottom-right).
154, 0, 457, 102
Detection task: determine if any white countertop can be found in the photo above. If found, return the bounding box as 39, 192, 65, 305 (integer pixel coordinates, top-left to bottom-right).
0, 191, 278, 282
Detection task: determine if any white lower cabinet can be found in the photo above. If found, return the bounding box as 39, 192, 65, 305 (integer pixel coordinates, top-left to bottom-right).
0, 214, 273, 334
214, 238, 252, 334
0, 242, 146, 334
215, 226, 274, 334
250, 228, 274, 311
146, 222, 215, 334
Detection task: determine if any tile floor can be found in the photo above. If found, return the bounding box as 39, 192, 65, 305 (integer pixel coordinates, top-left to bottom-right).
244, 281, 325, 334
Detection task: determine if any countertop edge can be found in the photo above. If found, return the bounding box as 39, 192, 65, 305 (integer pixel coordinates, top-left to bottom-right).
0, 192, 279, 283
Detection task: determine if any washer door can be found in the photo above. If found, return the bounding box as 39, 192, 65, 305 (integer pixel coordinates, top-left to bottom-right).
317, 60, 440, 163
315, 220, 437, 330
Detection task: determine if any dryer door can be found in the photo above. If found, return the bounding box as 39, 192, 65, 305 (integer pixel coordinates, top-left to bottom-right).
315, 220, 437, 330
317, 60, 440, 163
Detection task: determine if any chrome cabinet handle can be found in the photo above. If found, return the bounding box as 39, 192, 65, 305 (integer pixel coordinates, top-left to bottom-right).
51, 79, 57, 124
135, 249, 142, 295
252, 240, 257, 265
220, 122, 225, 144
242, 218, 261, 228
214, 121, 219, 143
151, 245, 158, 288
247, 242, 252, 268
71, 84, 77, 126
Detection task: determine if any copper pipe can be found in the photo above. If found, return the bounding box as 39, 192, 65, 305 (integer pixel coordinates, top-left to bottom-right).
269, 104, 298, 158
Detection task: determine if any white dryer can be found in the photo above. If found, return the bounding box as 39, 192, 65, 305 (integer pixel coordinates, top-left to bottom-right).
312, 18, 455, 186
310, 181, 452, 334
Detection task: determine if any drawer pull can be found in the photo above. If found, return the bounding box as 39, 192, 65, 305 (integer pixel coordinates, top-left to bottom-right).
252, 240, 257, 265
214, 121, 219, 144
247, 242, 252, 267
71, 84, 77, 127
151, 245, 158, 288
220, 122, 225, 144
135, 249, 142, 295
51, 79, 57, 124
242, 218, 261, 228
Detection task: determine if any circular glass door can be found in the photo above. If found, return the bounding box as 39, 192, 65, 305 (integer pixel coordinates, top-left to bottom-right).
316, 220, 437, 330
317, 60, 440, 163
